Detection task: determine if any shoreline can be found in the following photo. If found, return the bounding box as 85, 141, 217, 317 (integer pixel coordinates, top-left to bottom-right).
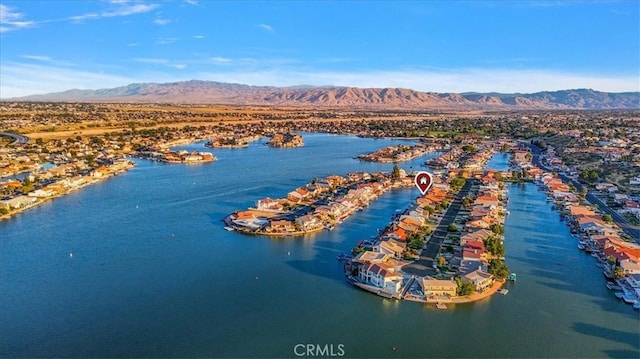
0, 164, 134, 222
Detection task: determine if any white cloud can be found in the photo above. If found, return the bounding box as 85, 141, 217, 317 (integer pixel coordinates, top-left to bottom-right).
184, 0, 199, 5
101, 4, 159, 17
0, 4, 22, 22
20, 55, 52, 61
156, 36, 178, 45
193, 35, 205, 39
133, 57, 170, 65
153, 18, 170, 25
133, 57, 186, 69
0, 63, 135, 98
0, 4, 35, 31
210, 57, 231, 64
258, 24, 274, 33
1, 3, 160, 31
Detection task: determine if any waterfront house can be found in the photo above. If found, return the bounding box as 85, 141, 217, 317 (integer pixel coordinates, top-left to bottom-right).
295, 214, 322, 231
352, 253, 403, 294
399, 215, 425, 227
577, 217, 607, 235
460, 229, 493, 246
27, 189, 55, 198
352, 251, 389, 264
256, 198, 284, 211
0, 195, 37, 210
397, 220, 420, 233
465, 219, 491, 230
373, 239, 406, 259
568, 205, 596, 217
474, 194, 500, 207
324, 175, 346, 187
384, 227, 408, 242
463, 269, 494, 292
421, 278, 458, 299
620, 259, 640, 275
463, 241, 486, 262
266, 219, 296, 234
287, 190, 304, 203
361, 262, 403, 293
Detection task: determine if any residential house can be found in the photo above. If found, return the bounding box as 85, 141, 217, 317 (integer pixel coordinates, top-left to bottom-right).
359, 261, 403, 294
463, 269, 494, 292
256, 198, 283, 211
295, 214, 322, 231
421, 278, 458, 298
267, 219, 296, 233
0, 195, 37, 210
460, 229, 493, 246
374, 239, 406, 259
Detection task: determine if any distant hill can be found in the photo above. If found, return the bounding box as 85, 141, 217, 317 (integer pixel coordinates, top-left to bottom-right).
7, 80, 640, 109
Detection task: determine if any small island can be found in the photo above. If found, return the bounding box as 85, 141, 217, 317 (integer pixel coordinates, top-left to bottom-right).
205, 134, 262, 148
267, 133, 304, 148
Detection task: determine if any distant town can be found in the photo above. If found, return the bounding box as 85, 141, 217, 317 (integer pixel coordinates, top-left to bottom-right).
1, 102, 639, 308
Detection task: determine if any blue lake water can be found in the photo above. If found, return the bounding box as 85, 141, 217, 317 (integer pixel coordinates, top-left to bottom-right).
1, 134, 637, 358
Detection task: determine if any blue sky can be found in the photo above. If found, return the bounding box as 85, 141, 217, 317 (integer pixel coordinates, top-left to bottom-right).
0, 0, 638, 98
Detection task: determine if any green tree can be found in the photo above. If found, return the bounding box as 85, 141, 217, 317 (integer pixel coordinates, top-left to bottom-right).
461, 144, 477, 153
488, 259, 509, 279
450, 177, 466, 190
448, 223, 458, 232
462, 197, 472, 208
392, 164, 401, 179
484, 236, 505, 257
490, 223, 505, 235
455, 277, 475, 296
423, 206, 435, 215
602, 214, 613, 223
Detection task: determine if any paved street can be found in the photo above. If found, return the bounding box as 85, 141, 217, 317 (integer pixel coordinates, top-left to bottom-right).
404, 179, 476, 277
0, 132, 30, 145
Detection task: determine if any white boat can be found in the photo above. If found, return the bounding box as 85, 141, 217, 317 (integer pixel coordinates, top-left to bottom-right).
614, 292, 624, 299
498, 289, 509, 295
577, 244, 586, 250
224, 226, 235, 231
622, 293, 638, 305
606, 282, 622, 291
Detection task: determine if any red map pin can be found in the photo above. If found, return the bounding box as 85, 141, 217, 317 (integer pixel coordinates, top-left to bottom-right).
414, 171, 434, 195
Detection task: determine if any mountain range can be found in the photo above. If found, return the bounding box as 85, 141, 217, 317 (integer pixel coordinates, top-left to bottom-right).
7, 80, 640, 110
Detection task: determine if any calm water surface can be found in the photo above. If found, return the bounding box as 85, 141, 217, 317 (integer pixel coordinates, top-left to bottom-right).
1, 134, 637, 358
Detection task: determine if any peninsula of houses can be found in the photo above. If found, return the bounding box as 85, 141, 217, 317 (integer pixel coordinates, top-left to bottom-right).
356, 143, 443, 163
225, 170, 414, 236
343, 144, 512, 306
